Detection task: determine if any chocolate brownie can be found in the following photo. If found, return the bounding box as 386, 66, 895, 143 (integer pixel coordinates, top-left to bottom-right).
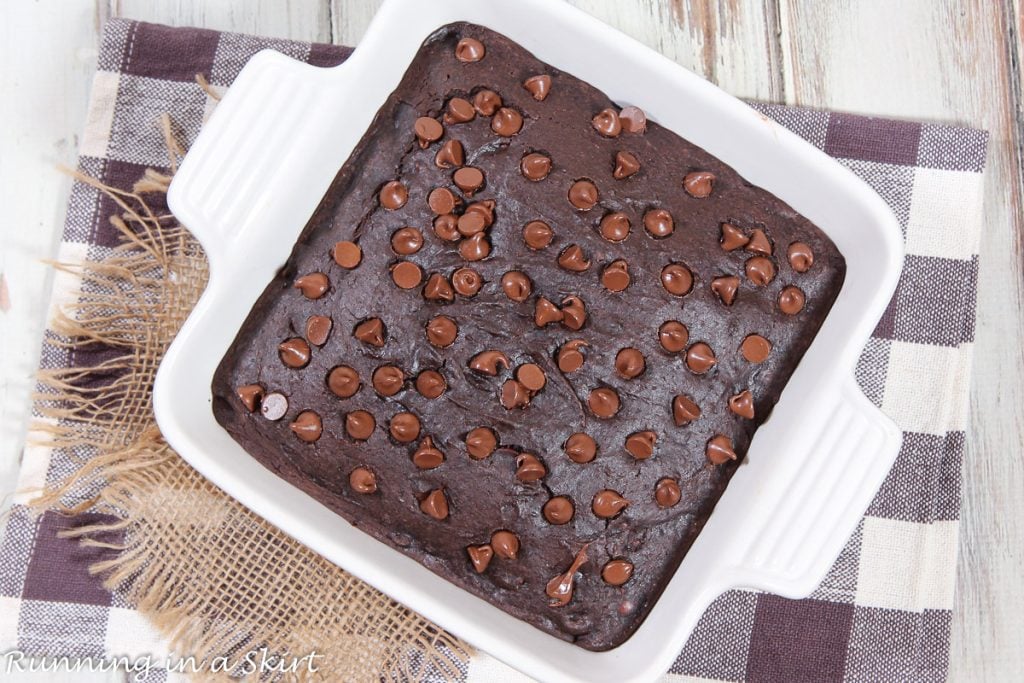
212, 22, 845, 651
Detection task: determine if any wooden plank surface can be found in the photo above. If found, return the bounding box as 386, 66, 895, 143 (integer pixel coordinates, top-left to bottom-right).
112, 0, 331, 42
0, 0, 102, 518
1, 0, 1021, 680
774, 2, 1024, 679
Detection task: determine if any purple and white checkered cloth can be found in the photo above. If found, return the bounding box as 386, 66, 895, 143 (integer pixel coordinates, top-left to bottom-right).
0, 19, 986, 682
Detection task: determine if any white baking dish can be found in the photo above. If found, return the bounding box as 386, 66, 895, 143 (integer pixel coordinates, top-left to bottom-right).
156, 1, 903, 680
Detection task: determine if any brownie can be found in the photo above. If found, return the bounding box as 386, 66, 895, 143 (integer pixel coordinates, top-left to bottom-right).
212, 22, 845, 651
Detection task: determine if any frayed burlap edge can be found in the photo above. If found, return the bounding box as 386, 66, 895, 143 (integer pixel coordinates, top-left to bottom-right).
26, 130, 471, 682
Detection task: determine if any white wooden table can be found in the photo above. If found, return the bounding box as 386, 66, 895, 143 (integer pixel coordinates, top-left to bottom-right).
2, 1, 1021, 680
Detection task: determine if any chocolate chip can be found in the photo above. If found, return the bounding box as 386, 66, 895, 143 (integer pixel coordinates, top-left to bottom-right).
236, 384, 263, 412
412, 436, 445, 469
560, 296, 586, 330
305, 315, 332, 347
427, 188, 458, 216
523, 74, 552, 100
290, 410, 322, 442
425, 315, 457, 347
523, 220, 553, 250
543, 496, 575, 524
452, 268, 482, 297
328, 365, 360, 398
659, 321, 689, 353
423, 273, 455, 302
469, 350, 510, 376
613, 151, 640, 179
599, 212, 630, 242
720, 222, 749, 251
278, 338, 311, 368
354, 317, 385, 347
564, 432, 597, 463
601, 559, 634, 586
745, 256, 776, 286
467, 544, 493, 572
546, 545, 588, 607
601, 260, 630, 292
655, 478, 681, 507
455, 37, 485, 63
465, 427, 497, 459
685, 342, 716, 374
706, 435, 737, 465
414, 116, 443, 147
661, 263, 693, 296
643, 208, 673, 238
415, 370, 446, 399
294, 273, 328, 299
435, 139, 465, 169
464, 199, 496, 226
345, 410, 375, 440
683, 171, 715, 198
779, 286, 806, 315
534, 297, 564, 327
453, 166, 485, 195
625, 431, 656, 460
515, 453, 546, 482
521, 152, 552, 181
420, 489, 449, 520
500, 379, 530, 409
491, 530, 520, 559
372, 365, 404, 397
473, 89, 502, 116
516, 363, 546, 391
492, 107, 524, 137
619, 106, 647, 133
433, 214, 459, 241
729, 390, 755, 419
455, 211, 485, 238
672, 394, 701, 426
458, 233, 490, 261
379, 180, 408, 209
788, 242, 814, 272
592, 489, 629, 518
332, 241, 361, 268
557, 244, 590, 272
501, 271, 532, 302
568, 179, 599, 210
444, 96, 475, 124
711, 275, 740, 305
389, 412, 421, 443
741, 334, 771, 363
349, 467, 377, 494
615, 348, 645, 379
588, 387, 620, 418
260, 392, 288, 420
391, 260, 423, 289
746, 228, 772, 256
557, 339, 588, 373
387, 229, 420, 258
592, 108, 622, 137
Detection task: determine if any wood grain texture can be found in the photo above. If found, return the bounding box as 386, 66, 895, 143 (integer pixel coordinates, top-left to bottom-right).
0, 0, 100, 517
111, 0, 331, 42
1, 0, 1021, 679
777, 2, 1024, 678
564, 0, 784, 100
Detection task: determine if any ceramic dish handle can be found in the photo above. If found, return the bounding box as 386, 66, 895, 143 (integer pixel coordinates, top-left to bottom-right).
731, 377, 901, 596
168, 51, 348, 271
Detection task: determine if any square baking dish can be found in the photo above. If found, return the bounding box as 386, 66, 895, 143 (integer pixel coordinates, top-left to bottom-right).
156, 1, 903, 681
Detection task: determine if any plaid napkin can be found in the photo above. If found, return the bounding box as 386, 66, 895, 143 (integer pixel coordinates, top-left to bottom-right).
0, 19, 986, 682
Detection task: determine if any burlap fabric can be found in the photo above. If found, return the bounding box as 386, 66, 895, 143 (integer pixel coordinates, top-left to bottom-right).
3, 20, 465, 683
0, 18, 988, 683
